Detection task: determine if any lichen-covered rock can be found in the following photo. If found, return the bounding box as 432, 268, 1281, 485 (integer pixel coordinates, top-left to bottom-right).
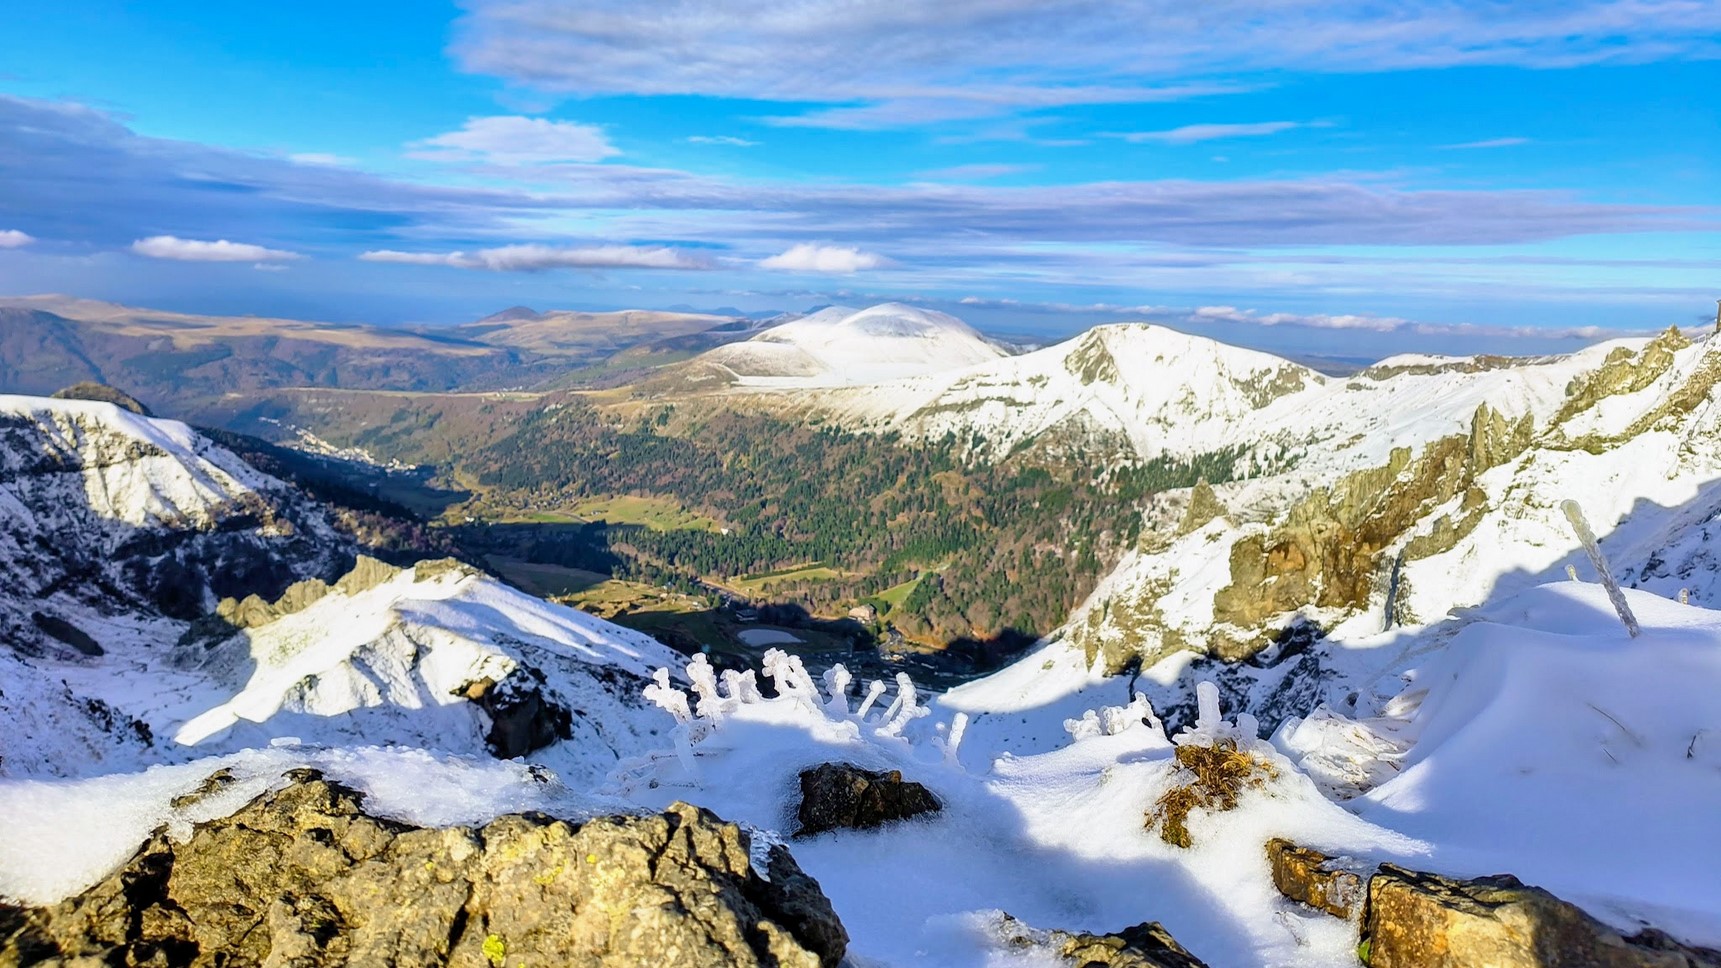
795, 762, 941, 837
0, 773, 847, 968
1265, 839, 1365, 920
1363, 865, 1721, 968
994, 913, 1210, 968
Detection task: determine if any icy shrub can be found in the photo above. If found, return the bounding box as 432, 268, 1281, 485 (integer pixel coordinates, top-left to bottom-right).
620, 650, 965, 793
1145, 682, 1279, 848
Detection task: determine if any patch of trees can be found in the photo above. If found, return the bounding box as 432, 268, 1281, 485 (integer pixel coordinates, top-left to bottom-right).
469, 405, 1244, 647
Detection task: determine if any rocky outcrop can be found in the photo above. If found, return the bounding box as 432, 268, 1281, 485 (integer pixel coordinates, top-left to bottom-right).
1363, 865, 1721, 968
1208, 400, 1534, 660
795, 763, 941, 836
1264, 844, 1721, 968
458, 666, 573, 759
212, 555, 403, 630
50, 382, 153, 416
1265, 839, 1364, 920
1, 773, 848, 968
994, 914, 1210, 968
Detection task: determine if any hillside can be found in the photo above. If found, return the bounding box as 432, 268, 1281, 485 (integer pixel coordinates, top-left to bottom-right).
451, 306, 744, 359
0, 395, 681, 783
1055, 326, 1721, 686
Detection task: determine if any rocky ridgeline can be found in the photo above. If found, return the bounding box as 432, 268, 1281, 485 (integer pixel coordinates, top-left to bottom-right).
0, 395, 355, 654
0, 773, 847, 968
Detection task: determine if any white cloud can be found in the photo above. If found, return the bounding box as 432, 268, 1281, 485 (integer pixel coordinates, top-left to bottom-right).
1116, 121, 1302, 144
359, 243, 708, 271
130, 236, 300, 262
411, 116, 619, 164
453, 1, 1721, 127
1442, 137, 1531, 150
0, 229, 32, 249
1192, 304, 1409, 331
687, 135, 759, 147
759, 243, 889, 273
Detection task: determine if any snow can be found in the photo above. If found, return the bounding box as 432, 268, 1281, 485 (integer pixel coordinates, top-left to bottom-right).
737, 627, 805, 646
0, 745, 625, 906
7, 338, 1721, 968
697, 302, 1007, 387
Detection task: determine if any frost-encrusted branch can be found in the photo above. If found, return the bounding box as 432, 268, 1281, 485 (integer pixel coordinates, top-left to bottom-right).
1561, 499, 1641, 638
1063, 692, 1162, 742
636, 655, 961, 768
876, 672, 930, 737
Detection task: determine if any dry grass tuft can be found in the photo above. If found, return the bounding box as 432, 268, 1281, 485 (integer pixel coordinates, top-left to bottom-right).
1147, 740, 1278, 848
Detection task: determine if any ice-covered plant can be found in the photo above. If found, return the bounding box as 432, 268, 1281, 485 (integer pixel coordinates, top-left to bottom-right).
821, 665, 852, 718
643, 668, 691, 724
855, 679, 887, 720
762, 648, 822, 714
1561, 499, 1641, 638
1146, 682, 1280, 848
876, 672, 930, 737
1064, 692, 1163, 742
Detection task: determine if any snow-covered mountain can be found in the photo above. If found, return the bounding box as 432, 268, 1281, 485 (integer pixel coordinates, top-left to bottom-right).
1048, 326, 1721, 678
0, 395, 682, 782
807, 322, 1325, 461
688, 303, 1008, 387
0, 394, 353, 645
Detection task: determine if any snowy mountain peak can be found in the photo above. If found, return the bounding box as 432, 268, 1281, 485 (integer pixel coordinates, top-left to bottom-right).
693, 303, 1007, 387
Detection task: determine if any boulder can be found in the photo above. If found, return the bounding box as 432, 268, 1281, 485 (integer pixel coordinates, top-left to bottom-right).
795, 762, 940, 837
1266, 839, 1365, 919
1, 772, 847, 968
1363, 865, 1721, 968
994, 913, 1210, 968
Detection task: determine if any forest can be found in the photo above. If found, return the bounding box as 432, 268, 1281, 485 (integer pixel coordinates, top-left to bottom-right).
464, 403, 1246, 652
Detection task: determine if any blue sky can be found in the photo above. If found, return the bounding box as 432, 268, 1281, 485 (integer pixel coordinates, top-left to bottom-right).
0, 0, 1716, 354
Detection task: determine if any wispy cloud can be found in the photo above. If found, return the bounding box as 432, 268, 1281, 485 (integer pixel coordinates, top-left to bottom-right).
0, 95, 562, 250
1113, 121, 1303, 144
759, 244, 889, 273
131, 236, 301, 262
687, 135, 759, 147
1441, 137, 1532, 150
1186, 303, 1619, 341
359, 244, 709, 271
410, 116, 619, 163
0, 229, 33, 249
454, 0, 1721, 129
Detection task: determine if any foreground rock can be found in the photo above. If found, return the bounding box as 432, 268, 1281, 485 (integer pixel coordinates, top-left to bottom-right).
1, 772, 847, 968
795, 762, 941, 837
994, 914, 1210, 968
1266, 838, 1365, 920
1363, 866, 1721, 968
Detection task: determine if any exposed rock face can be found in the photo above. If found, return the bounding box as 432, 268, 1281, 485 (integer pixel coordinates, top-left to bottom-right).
1363, 865, 1721, 968
1, 774, 848, 968
0, 399, 354, 653
458, 667, 572, 759
1206, 401, 1533, 661
994, 914, 1210, 968
795, 763, 941, 837
1266, 839, 1364, 920
50, 382, 153, 416
211, 555, 404, 630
